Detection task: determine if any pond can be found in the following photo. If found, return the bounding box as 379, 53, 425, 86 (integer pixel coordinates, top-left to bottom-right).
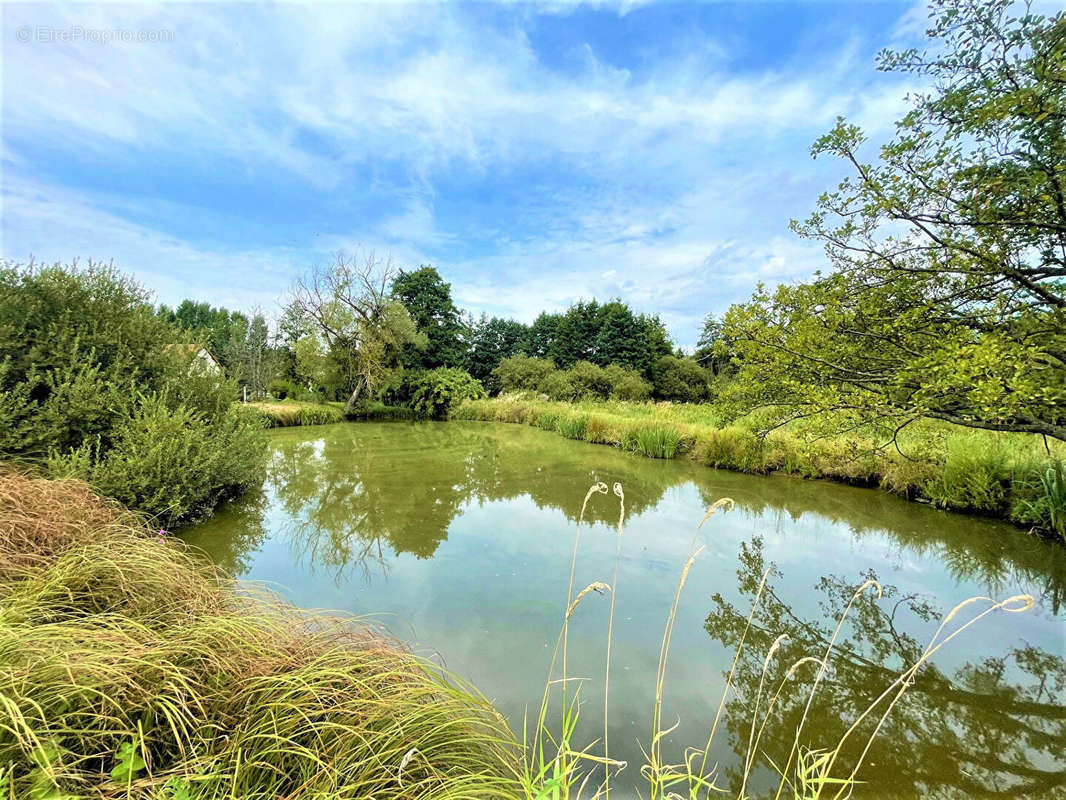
184, 421, 1066, 799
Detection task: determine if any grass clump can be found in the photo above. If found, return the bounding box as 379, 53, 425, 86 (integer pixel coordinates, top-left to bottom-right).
622, 424, 686, 459
246, 400, 347, 427
0, 470, 523, 799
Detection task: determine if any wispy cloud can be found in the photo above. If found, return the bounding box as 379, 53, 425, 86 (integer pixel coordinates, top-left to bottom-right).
2, 0, 921, 346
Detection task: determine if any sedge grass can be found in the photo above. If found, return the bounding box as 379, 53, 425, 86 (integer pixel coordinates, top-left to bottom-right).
0, 470, 522, 800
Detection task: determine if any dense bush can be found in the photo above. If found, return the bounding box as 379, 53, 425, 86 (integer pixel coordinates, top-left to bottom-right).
268, 377, 301, 399
568, 361, 611, 399
493, 355, 555, 394
604, 364, 652, 401
409, 368, 485, 419
0, 262, 268, 525
538, 369, 577, 401
653, 356, 712, 403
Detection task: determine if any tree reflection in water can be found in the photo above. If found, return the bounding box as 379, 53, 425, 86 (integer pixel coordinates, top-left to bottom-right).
704, 537, 1066, 799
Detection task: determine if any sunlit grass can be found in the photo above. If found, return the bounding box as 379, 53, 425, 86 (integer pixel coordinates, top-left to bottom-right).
454, 396, 1064, 535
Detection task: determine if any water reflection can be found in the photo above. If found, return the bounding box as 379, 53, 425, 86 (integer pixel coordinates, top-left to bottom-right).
704, 537, 1066, 798
183, 421, 1066, 799
190, 422, 1066, 607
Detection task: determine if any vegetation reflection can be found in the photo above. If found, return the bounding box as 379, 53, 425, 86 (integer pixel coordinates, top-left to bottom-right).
704, 537, 1066, 799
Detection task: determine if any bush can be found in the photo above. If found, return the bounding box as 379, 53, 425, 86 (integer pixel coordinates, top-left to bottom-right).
47, 398, 266, 527
268, 378, 301, 399
409, 368, 485, 419
539, 370, 577, 402
568, 361, 611, 400
0, 262, 268, 523
493, 356, 555, 394
653, 356, 711, 403
604, 364, 652, 401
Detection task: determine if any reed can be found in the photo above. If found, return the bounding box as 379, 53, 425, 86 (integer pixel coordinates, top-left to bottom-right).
245, 400, 347, 428
527, 481, 1037, 800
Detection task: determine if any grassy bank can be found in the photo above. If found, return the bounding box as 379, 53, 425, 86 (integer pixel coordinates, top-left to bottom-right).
454, 396, 1065, 537
244, 400, 412, 428
0, 469, 521, 799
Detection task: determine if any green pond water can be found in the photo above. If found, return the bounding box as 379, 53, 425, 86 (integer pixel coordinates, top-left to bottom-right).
184, 421, 1066, 799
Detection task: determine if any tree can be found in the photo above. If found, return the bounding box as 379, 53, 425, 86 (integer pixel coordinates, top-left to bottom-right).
694, 313, 735, 376
724, 0, 1066, 440
466, 314, 529, 391
652, 355, 711, 402
289, 253, 425, 411
391, 266, 467, 370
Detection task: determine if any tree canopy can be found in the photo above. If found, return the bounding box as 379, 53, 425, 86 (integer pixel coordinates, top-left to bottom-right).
723, 0, 1066, 440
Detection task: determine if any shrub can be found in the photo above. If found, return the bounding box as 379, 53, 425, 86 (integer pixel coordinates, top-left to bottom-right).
568, 361, 611, 400
268, 378, 301, 399
539, 370, 577, 402
0, 262, 268, 522
604, 364, 652, 401
924, 437, 1012, 514
1013, 460, 1066, 541
652, 356, 711, 403
47, 398, 267, 527
493, 356, 556, 393
409, 368, 485, 419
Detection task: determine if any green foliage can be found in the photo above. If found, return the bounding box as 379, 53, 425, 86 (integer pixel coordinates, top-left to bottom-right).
1014, 461, 1066, 541
268, 377, 301, 399
289, 254, 426, 410
0, 262, 268, 525
622, 425, 685, 459
47, 399, 267, 526
538, 369, 577, 402
523, 300, 672, 377
409, 368, 486, 419
568, 361, 611, 399
248, 401, 347, 428
725, 0, 1066, 441
392, 266, 468, 370
466, 315, 529, 391
603, 364, 652, 401
652, 356, 711, 403
495, 355, 557, 394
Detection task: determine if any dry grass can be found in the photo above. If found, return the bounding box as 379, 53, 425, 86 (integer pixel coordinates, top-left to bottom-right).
0, 470, 523, 799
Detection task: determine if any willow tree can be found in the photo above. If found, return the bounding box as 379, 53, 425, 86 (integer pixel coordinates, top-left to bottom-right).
289, 253, 424, 411
724, 0, 1066, 441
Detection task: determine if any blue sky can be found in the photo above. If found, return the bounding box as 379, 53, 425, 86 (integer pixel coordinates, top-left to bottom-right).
2, 0, 935, 346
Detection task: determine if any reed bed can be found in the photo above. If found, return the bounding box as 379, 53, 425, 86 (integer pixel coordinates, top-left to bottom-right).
454, 397, 1065, 538
243, 400, 347, 428
0, 470, 522, 799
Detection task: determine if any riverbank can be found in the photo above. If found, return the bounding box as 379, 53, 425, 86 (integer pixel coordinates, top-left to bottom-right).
245, 399, 412, 427
453, 396, 1064, 537
0, 468, 521, 798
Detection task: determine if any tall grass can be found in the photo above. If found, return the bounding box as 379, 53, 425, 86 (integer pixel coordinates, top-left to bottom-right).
245, 400, 347, 428
455, 397, 1062, 534
0, 470, 522, 799
524, 482, 1037, 800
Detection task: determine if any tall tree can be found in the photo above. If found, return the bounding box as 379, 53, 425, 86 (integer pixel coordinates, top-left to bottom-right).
391, 266, 466, 369
466, 314, 529, 388
724, 0, 1066, 440
289, 253, 425, 411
